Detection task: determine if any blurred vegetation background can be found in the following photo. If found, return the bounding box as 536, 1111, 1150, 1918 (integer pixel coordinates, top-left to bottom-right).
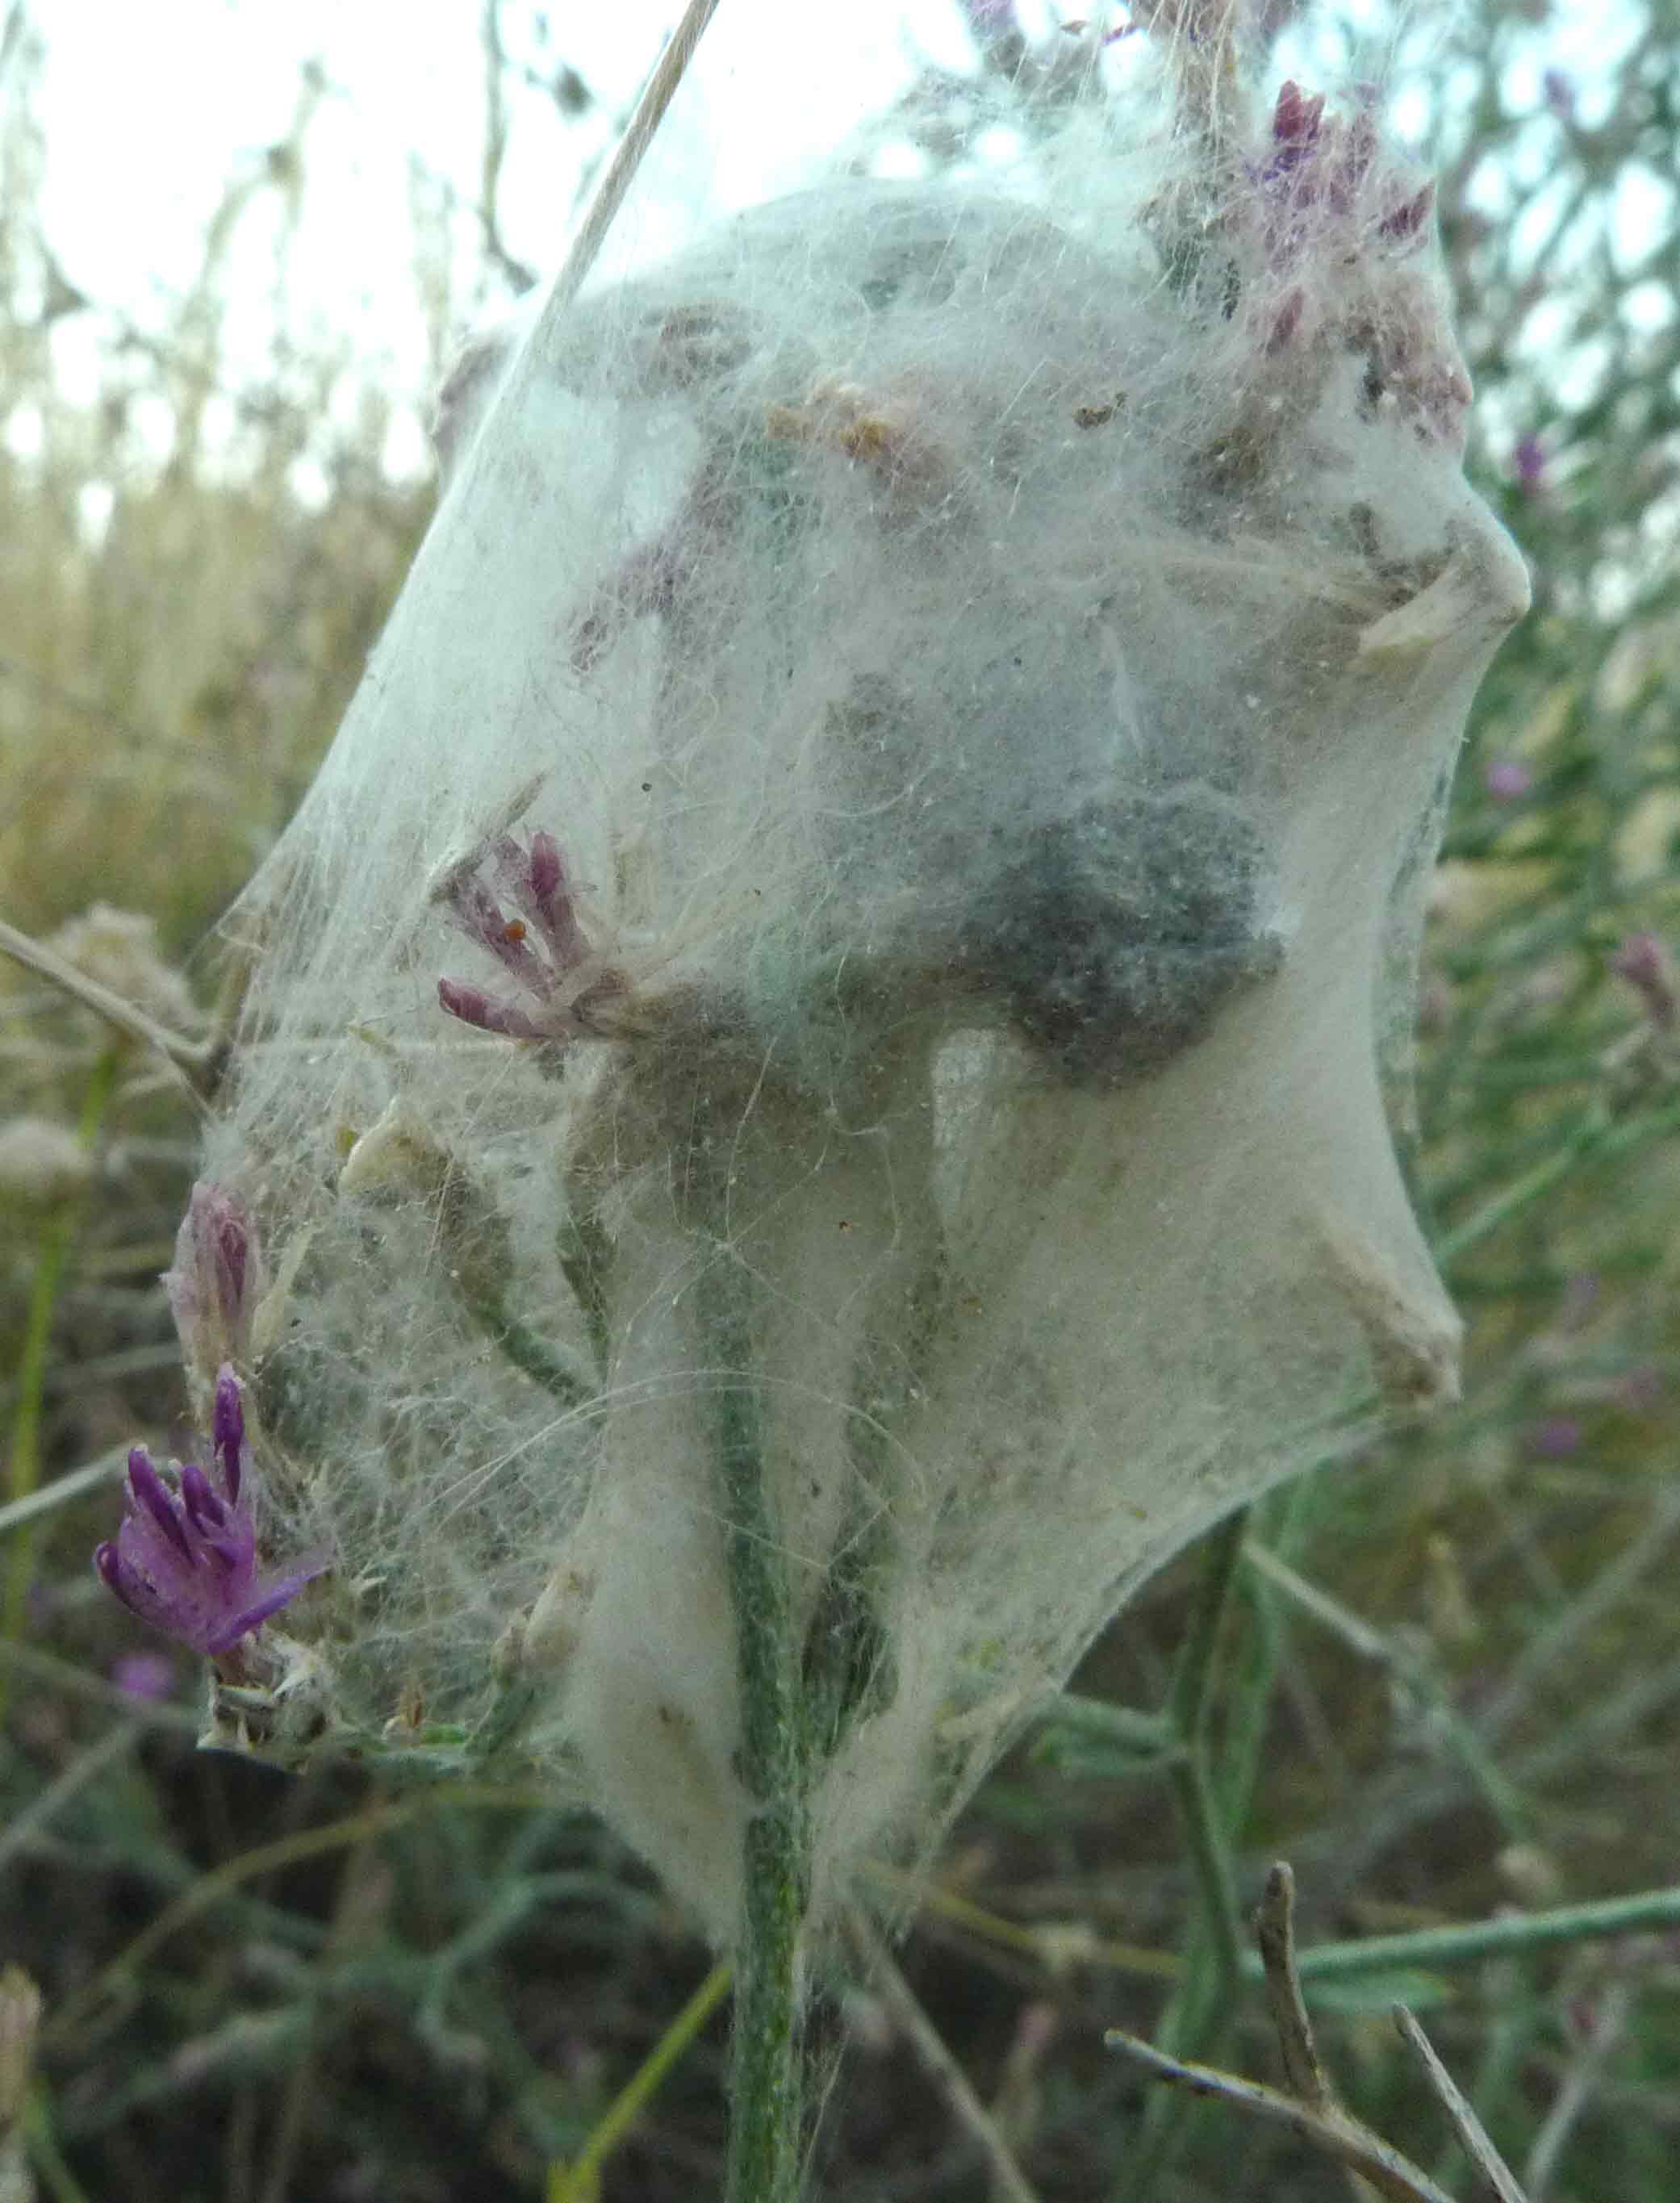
2, 2, 1678, 2197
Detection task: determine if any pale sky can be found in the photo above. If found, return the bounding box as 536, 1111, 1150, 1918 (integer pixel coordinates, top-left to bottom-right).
19, 1, 1669, 491
26, 0, 976, 479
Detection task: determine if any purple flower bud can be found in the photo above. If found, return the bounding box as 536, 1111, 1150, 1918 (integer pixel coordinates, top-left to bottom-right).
437, 826, 626, 1044
437, 977, 548, 1041
528, 830, 564, 915
165, 1185, 265, 1377
180, 1462, 226, 1533
127, 1450, 194, 1561
1513, 435, 1547, 491
1485, 759, 1533, 801
212, 1367, 244, 1499
518, 831, 591, 968
1241, 78, 1466, 445
1377, 182, 1435, 241
1526, 1416, 1582, 1460
93, 1366, 327, 1659
1543, 69, 1575, 122
1272, 79, 1325, 162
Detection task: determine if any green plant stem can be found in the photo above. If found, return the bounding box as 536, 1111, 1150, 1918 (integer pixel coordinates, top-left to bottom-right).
462, 1288, 593, 1409
1122, 1514, 1251, 2200
1275, 1883, 1680, 1983
548, 1961, 733, 2201
704, 1256, 809, 2203
1242, 1540, 1533, 1840
24, 2088, 94, 2203
1033, 1692, 1181, 1776
1126, 1484, 1318, 2201
0, 1046, 120, 1728
1164, 1511, 1249, 1995
1435, 1092, 1680, 1269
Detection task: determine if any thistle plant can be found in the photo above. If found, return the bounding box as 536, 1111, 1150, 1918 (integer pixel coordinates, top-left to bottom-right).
94, 6, 1531, 2193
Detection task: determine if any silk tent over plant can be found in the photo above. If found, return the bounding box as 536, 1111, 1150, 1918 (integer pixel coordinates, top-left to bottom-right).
102, 2, 1527, 2180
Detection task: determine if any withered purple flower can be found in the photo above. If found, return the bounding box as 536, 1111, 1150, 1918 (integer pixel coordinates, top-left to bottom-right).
165, 1182, 263, 1379
1253, 79, 1438, 250
94, 1367, 326, 1657
437, 827, 628, 1042
1236, 80, 1470, 449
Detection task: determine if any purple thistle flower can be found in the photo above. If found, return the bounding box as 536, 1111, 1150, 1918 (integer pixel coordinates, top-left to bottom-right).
437, 827, 628, 1043
1485, 759, 1533, 801
94, 1367, 327, 1658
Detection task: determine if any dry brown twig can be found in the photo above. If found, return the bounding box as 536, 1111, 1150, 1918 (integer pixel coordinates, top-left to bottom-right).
1106, 1861, 1534, 2203
0, 914, 215, 1099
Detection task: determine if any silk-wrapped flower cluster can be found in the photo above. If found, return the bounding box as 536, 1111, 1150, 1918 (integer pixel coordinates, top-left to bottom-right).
150, 10, 1528, 1949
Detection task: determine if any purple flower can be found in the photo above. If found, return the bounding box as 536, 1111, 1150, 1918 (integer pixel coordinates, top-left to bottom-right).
111, 1650, 177, 1702
94, 1368, 327, 1658
1542, 69, 1575, 123
1513, 434, 1547, 491
1237, 81, 1470, 448
1485, 759, 1533, 801
1525, 1415, 1582, 1460
437, 828, 628, 1043
165, 1183, 263, 1377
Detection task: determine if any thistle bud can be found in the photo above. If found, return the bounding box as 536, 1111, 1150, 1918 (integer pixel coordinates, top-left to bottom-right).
165, 1183, 265, 1386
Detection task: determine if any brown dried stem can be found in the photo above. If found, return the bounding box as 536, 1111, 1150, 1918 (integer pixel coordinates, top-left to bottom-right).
1108, 1859, 1536, 2203
1394, 2004, 1529, 2203
0, 915, 212, 1097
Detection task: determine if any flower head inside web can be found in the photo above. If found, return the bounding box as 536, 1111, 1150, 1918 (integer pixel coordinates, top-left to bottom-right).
435, 826, 629, 1042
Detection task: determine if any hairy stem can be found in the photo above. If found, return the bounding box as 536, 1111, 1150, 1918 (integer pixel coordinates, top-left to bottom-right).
458, 1286, 593, 1409
704, 1255, 810, 2203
